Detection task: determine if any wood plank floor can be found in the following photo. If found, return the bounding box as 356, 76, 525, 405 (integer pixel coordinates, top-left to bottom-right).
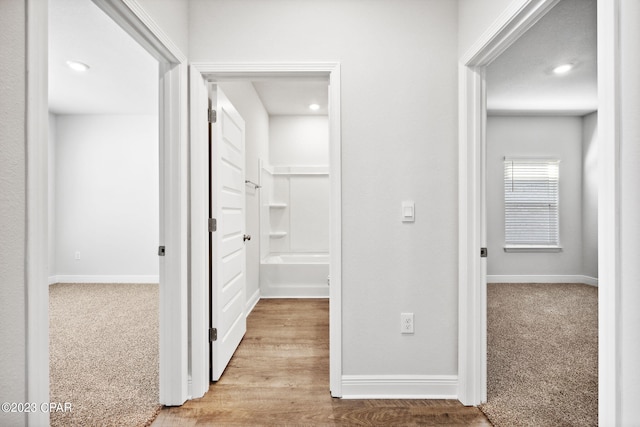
152, 299, 491, 426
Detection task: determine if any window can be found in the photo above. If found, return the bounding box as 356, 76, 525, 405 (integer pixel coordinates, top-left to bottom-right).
504, 158, 560, 251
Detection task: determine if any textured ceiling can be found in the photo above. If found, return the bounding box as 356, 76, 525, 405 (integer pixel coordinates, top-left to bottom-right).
486, 0, 597, 115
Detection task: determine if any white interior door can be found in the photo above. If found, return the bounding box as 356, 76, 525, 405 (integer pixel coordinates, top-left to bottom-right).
210, 86, 247, 381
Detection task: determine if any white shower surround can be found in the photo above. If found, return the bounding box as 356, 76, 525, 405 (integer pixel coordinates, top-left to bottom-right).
260, 115, 330, 298
260, 165, 330, 298
263, 253, 329, 264
261, 252, 330, 298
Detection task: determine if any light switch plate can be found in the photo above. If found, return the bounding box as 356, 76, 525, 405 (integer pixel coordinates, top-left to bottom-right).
402, 201, 415, 222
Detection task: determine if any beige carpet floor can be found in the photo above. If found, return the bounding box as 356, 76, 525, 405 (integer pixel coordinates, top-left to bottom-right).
480, 283, 598, 426
49, 283, 160, 427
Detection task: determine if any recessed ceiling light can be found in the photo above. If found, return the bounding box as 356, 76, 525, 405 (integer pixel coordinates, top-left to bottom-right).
66, 60, 90, 72
552, 63, 573, 75
309, 103, 320, 111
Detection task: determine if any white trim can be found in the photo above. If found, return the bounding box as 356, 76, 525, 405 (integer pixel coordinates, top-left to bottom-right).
457, 63, 487, 407
271, 165, 329, 175
194, 62, 335, 79
261, 288, 330, 298
189, 62, 342, 398
246, 289, 261, 315
157, 60, 189, 406
488, 108, 597, 117
92, 0, 186, 64
460, 0, 561, 66
26, 1, 50, 425
48, 275, 160, 284
503, 246, 562, 252
261, 295, 330, 299
597, 0, 621, 424
458, 0, 566, 407
583, 276, 599, 287
487, 275, 598, 286
341, 375, 458, 399
328, 65, 342, 398
187, 65, 210, 400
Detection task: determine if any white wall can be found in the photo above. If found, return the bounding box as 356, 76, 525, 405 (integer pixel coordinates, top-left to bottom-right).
269, 116, 329, 166
190, 0, 460, 378
0, 1, 27, 424
620, 0, 640, 422
218, 82, 269, 308
582, 112, 598, 279
458, 0, 515, 56
52, 115, 159, 283
486, 116, 584, 279
135, 0, 189, 57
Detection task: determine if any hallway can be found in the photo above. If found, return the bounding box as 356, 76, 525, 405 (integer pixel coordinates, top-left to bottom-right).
152, 299, 491, 426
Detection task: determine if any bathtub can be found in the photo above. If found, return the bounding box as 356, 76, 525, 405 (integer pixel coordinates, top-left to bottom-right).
260, 253, 329, 298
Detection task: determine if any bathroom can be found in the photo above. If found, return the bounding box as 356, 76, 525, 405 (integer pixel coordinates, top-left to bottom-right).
259, 112, 330, 297
221, 79, 331, 302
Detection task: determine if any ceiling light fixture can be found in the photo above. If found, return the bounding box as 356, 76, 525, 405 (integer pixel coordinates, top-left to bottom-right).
66, 60, 90, 72
309, 103, 320, 111
552, 63, 573, 75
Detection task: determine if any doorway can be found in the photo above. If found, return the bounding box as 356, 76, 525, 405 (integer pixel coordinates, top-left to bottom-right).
458, 0, 619, 423
213, 79, 331, 381
189, 63, 342, 398
254, 80, 331, 299
26, 1, 188, 420
481, 3, 598, 421
48, 0, 160, 423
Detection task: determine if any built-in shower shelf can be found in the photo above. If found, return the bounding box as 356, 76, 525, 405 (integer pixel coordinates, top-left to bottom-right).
269, 203, 287, 208
269, 231, 288, 238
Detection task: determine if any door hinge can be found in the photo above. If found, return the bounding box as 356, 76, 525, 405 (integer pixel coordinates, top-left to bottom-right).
480, 247, 488, 258
158, 246, 166, 256
209, 328, 218, 342
209, 218, 217, 232
208, 108, 217, 124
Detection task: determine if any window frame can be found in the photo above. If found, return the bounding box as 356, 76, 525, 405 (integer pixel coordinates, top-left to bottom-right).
503, 157, 562, 253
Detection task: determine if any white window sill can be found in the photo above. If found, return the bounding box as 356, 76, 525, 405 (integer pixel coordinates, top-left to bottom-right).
504, 245, 563, 253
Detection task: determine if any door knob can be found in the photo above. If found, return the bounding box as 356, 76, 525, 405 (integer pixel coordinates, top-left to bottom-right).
243, 234, 251, 242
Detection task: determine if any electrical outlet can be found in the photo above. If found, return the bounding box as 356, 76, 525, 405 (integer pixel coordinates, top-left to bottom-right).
401, 313, 414, 334
75, 251, 81, 260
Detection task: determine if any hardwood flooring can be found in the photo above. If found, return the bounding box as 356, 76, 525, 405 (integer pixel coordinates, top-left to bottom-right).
151, 299, 491, 426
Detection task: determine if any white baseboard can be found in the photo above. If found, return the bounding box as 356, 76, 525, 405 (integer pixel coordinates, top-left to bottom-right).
487, 275, 598, 286
261, 294, 330, 299
49, 275, 160, 285
246, 288, 261, 315
260, 285, 329, 298
341, 375, 458, 399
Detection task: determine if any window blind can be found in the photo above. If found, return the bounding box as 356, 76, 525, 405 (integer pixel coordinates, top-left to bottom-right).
504, 158, 560, 247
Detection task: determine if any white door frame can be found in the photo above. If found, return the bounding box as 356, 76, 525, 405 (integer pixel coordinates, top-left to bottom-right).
26, 2, 190, 422
189, 62, 342, 398
458, 1, 622, 425
26, 2, 50, 425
